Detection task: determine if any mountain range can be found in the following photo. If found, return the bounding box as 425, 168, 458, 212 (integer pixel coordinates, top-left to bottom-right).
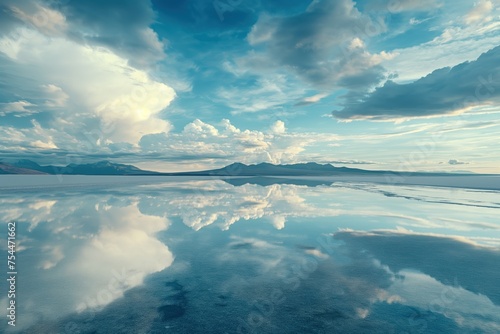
172, 162, 380, 176
0, 160, 158, 175
0, 159, 470, 176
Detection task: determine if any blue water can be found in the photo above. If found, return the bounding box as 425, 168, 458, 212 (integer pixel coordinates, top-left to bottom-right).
1, 176, 499, 333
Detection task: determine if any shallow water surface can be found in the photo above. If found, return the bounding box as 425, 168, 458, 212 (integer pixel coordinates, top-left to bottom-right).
1, 176, 499, 333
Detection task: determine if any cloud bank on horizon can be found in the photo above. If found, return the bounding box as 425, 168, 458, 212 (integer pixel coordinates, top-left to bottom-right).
0, 0, 499, 173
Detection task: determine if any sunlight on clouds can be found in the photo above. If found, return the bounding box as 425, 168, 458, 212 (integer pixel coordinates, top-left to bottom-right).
464, 0, 494, 25
221, 118, 241, 133
139, 118, 339, 166
9, 3, 67, 36
270, 120, 286, 134
386, 2, 500, 82
29, 120, 58, 149
0, 123, 74, 152
41, 84, 69, 107
335, 46, 500, 121
0, 0, 498, 173
31, 140, 57, 149
0, 100, 36, 116
296, 93, 329, 106
0, 27, 175, 146
270, 215, 286, 230
0, 28, 27, 59
184, 119, 219, 137
28, 199, 57, 211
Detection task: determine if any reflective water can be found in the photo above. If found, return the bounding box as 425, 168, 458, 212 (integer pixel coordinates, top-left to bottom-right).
1, 176, 499, 333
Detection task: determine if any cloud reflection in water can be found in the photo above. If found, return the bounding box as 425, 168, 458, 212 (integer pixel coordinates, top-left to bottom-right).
0, 178, 499, 333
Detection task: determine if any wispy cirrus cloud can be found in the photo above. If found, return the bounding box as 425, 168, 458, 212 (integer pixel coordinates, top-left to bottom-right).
0, 101, 37, 116
366, 0, 442, 13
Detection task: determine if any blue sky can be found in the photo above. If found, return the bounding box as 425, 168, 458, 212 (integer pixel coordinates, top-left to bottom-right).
0, 0, 499, 172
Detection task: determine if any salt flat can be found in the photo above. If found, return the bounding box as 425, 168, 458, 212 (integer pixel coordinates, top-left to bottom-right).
1, 174, 499, 191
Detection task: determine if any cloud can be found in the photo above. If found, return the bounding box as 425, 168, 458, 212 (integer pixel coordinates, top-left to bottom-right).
270, 120, 286, 134
448, 159, 468, 165
0, 28, 175, 146
139, 119, 339, 166
0, 0, 179, 160
246, 0, 391, 89
183, 118, 219, 137
8, 1, 67, 36
464, 0, 494, 25
0, 100, 37, 116
335, 229, 500, 308
110, 180, 353, 231
0, 0, 165, 68
378, 2, 500, 83
367, 0, 442, 13
294, 93, 329, 106
214, 232, 462, 333
0, 0, 165, 67
41, 84, 69, 107
59, 0, 165, 68
0, 195, 173, 331
0, 1, 22, 34
435, 120, 500, 133
7, 185, 498, 332
216, 73, 308, 113
333, 45, 500, 120
0, 119, 65, 151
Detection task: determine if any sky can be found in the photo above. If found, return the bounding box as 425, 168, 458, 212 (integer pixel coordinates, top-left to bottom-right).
0, 0, 499, 173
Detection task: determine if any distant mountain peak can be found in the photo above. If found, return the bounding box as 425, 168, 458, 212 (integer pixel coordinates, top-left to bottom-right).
197, 161, 362, 176
95, 160, 112, 165
227, 162, 247, 167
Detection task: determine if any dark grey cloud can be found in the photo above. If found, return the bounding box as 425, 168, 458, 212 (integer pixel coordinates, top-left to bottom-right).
248, 0, 388, 89
57, 0, 165, 68
0, 0, 165, 68
0, 1, 25, 34
333, 45, 500, 120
